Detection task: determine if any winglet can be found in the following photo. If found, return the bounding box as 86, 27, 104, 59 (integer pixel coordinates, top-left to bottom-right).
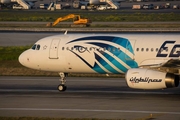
64, 30, 68, 35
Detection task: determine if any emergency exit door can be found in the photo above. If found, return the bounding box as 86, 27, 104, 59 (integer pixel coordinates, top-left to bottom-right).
125, 39, 136, 61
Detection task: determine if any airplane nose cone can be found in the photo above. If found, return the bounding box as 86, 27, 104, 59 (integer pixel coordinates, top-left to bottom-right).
19, 52, 27, 67
18, 50, 34, 69
19, 52, 24, 66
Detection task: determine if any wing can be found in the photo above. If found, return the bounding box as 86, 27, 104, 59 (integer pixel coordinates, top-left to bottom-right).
140, 59, 180, 75
161, 59, 180, 68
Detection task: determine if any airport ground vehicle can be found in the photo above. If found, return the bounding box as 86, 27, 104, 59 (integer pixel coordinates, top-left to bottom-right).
97, 5, 107, 10
132, 4, 141, 9
47, 14, 91, 27
13, 4, 23, 9
142, 4, 154, 9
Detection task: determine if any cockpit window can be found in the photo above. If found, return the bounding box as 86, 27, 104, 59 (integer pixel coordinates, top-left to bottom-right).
32, 44, 36, 50
31, 44, 40, 50
36, 44, 40, 50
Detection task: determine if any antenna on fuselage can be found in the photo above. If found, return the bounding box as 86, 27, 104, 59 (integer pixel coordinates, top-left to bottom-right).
64, 30, 68, 35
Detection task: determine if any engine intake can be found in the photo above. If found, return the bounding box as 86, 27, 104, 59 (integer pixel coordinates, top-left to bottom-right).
125, 68, 179, 90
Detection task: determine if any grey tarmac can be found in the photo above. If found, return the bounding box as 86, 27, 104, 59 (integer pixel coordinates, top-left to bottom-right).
1, 32, 180, 46
0, 32, 58, 46
0, 76, 180, 120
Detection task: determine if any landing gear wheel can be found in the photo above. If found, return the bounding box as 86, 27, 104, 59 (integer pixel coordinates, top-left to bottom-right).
58, 72, 68, 92
58, 84, 67, 92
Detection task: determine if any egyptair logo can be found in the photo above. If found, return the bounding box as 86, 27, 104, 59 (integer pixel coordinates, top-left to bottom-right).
66, 36, 138, 74
156, 41, 180, 57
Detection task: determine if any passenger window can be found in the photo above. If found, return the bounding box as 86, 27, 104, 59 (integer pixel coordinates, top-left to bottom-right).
166, 48, 168, 52
136, 48, 139, 52
160, 48, 164, 52
156, 48, 159, 52
112, 48, 116, 52
172, 48, 176, 53
141, 48, 144, 52
108, 47, 111, 51
146, 48, 149, 52
151, 48, 153, 52
80, 47, 83, 51
90, 47, 95, 51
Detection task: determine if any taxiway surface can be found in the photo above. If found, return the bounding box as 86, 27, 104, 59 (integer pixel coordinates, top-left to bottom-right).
0, 32, 58, 46
0, 76, 180, 119
1, 32, 180, 46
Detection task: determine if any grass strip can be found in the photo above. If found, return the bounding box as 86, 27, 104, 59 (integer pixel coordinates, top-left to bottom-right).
1, 23, 180, 28
0, 11, 180, 22
0, 117, 120, 120
0, 46, 30, 60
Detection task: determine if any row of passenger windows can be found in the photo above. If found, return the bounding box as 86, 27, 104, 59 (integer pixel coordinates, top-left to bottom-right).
62, 47, 121, 52
31, 45, 175, 53
137, 48, 175, 52
137, 48, 160, 52
62, 47, 166, 52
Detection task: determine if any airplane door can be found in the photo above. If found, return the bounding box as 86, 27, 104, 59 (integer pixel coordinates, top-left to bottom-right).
124, 39, 137, 68
125, 40, 136, 61
49, 38, 60, 59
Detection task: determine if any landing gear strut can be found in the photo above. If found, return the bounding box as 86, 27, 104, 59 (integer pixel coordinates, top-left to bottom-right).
58, 72, 68, 92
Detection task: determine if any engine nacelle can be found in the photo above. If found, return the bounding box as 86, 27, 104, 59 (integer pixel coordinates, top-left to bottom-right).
125, 68, 179, 89
0, 0, 11, 4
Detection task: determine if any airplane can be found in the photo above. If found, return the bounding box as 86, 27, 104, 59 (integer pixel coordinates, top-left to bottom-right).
19, 33, 180, 92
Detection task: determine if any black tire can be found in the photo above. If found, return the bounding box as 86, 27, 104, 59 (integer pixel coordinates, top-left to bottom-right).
58, 84, 67, 92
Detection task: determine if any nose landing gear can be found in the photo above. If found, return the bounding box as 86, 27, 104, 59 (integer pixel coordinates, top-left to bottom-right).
58, 84, 67, 91
58, 72, 68, 92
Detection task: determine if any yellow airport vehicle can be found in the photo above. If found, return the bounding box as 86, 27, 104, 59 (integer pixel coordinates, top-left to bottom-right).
47, 14, 91, 27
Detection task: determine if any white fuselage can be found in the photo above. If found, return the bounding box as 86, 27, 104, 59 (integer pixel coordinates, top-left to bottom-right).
19, 33, 180, 74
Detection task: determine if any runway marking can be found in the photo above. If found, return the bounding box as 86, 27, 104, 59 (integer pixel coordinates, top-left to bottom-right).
0, 108, 180, 115
0, 78, 124, 82
0, 89, 179, 94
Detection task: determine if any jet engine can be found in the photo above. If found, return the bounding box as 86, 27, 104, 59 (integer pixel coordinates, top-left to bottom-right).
0, 0, 11, 4
125, 68, 179, 89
